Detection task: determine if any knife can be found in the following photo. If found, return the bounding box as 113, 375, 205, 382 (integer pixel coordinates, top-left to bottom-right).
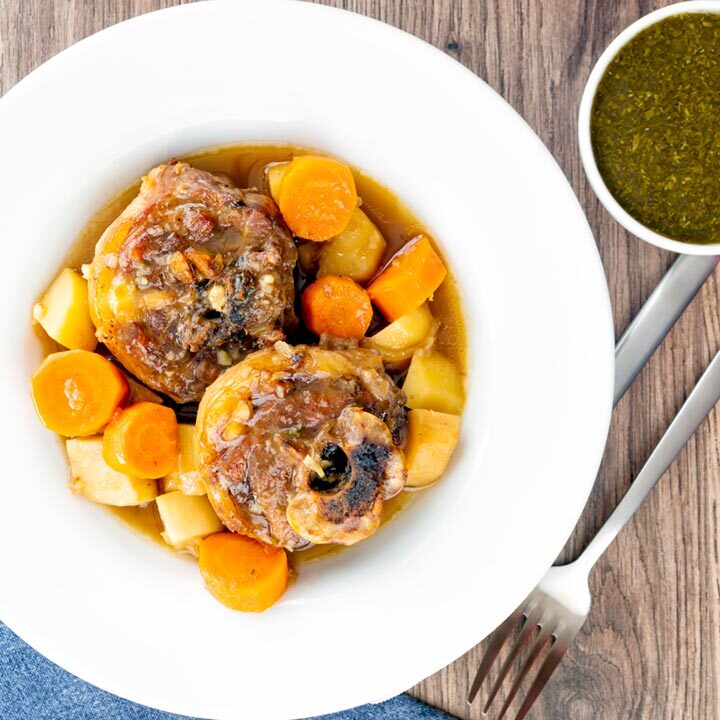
614, 254, 718, 405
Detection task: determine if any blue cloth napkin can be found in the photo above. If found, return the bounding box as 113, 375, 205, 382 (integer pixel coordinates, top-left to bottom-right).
0, 621, 455, 720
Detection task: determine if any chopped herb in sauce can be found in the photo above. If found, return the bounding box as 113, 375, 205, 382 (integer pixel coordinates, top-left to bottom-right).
278, 424, 303, 438
591, 13, 720, 244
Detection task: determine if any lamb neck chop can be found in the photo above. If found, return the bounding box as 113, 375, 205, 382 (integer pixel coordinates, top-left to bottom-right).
196, 342, 408, 550
87, 162, 298, 403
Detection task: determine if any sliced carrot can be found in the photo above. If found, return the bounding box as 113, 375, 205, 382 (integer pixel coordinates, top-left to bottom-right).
31, 350, 128, 437
103, 402, 178, 479
278, 155, 357, 241
367, 234, 447, 322
199, 532, 288, 612
301, 275, 373, 339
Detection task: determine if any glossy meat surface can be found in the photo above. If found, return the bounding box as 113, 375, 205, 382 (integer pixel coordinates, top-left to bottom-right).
88, 163, 297, 402
197, 343, 408, 550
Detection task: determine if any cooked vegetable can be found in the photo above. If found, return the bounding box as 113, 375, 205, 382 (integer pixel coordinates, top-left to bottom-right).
67, 437, 157, 506
278, 155, 357, 241
32, 268, 97, 351
156, 491, 224, 549
103, 402, 178, 479
31, 350, 129, 437
364, 303, 436, 365
270, 164, 382, 277
404, 409, 460, 487
301, 275, 373, 339
160, 424, 205, 495
317, 208, 387, 282
199, 532, 288, 612
367, 235, 447, 322
403, 351, 463, 414
266, 161, 288, 202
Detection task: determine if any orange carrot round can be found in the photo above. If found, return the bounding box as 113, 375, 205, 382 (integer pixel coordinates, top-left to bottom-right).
199, 532, 288, 612
301, 275, 373, 339
103, 402, 178, 479
278, 155, 357, 241
31, 350, 129, 437
367, 234, 447, 322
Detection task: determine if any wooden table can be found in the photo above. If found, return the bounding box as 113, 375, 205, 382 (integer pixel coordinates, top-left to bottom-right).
2, 1, 718, 718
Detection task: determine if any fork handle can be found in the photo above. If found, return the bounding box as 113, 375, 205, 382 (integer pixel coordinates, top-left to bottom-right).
613, 254, 718, 406
577, 346, 720, 573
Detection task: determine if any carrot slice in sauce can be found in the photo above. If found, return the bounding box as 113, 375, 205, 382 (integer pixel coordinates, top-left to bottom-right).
301, 275, 373, 339
367, 235, 447, 322
31, 350, 128, 437
199, 533, 288, 612
278, 155, 357, 241
103, 402, 178, 479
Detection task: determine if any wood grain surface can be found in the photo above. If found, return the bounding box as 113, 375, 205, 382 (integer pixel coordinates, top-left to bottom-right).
1, 1, 719, 718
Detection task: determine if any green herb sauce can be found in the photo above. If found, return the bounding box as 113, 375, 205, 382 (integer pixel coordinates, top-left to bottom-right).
591, 13, 720, 244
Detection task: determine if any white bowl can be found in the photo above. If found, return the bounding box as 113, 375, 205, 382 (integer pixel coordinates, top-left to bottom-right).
0, 2, 614, 718
578, 0, 720, 255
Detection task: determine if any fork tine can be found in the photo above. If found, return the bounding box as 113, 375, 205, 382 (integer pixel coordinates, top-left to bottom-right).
481, 603, 545, 713
513, 637, 569, 720
495, 624, 555, 720
467, 610, 521, 704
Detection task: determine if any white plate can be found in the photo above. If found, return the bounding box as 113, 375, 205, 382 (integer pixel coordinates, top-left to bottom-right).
0, 2, 614, 718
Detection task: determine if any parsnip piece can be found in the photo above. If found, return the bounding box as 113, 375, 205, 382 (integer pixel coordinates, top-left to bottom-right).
364, 304, 436, 364
66, 437, 157, 506
160, 424, 205, 495
267, 162, 289, 203
317, 208, 387, 282
33, 268, 97, 350
403, 352, 463, 414
156, 491, 224, 549
404, 409, 460, 487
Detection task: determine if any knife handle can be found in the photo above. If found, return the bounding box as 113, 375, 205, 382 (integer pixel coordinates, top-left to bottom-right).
614, 254, 718, 407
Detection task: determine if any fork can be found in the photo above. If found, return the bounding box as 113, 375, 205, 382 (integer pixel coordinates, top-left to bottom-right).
468, 255, 719, 719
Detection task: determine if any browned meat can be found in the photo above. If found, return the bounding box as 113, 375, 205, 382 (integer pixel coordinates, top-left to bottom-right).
87, 163, 297, 403
196, 342, 408, 550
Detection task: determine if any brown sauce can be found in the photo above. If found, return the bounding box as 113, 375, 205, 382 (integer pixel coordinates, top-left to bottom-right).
108, 504, 166, 547
63, 143, 467, 563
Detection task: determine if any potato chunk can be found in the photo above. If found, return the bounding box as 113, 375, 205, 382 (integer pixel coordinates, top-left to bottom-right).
33, 268, 97, 350
403, 352, 464, 414
317, 208, 387, 283
66, 437, 157, 506
364, 303, 436, 365
160, 424, 205, 495
156, 491, 224, 549
404, 409, 460, 487
266, 162, 289, 202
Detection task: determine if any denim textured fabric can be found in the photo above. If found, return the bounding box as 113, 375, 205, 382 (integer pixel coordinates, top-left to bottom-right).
0, 621, 455, 720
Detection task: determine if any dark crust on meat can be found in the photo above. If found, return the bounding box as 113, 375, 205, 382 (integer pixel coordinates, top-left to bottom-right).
88, 163, 298, 402
320, 444, 391, 523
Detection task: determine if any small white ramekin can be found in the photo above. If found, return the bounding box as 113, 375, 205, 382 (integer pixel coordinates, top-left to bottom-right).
578, 1, 720, 255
